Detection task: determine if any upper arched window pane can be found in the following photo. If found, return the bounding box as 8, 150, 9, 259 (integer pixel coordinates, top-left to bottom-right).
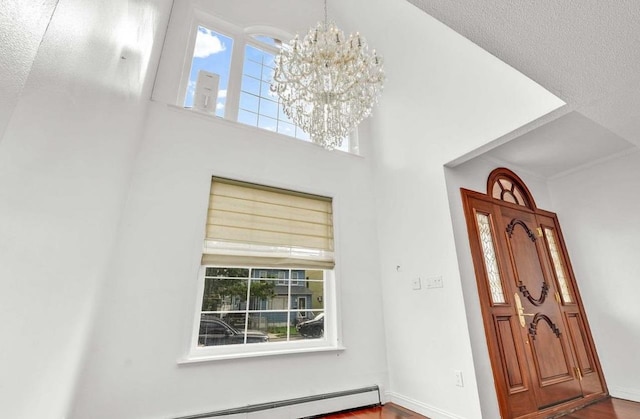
252, 35, 280, 47
487, 168, 536, 209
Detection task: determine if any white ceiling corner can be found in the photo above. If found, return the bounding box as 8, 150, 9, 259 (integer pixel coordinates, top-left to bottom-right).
407, 0, 640, 178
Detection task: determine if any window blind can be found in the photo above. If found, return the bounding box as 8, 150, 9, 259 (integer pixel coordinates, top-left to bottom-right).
202, 178, 334, 269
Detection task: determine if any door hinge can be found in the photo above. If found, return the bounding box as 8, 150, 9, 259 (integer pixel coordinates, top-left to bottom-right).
555, 291, 561, 304
574, 367, 583, 381
536, 227, 543, 237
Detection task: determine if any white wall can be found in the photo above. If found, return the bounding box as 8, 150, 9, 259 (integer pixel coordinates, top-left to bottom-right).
0, 1, 171, 417
332, 1, 564, 418
68, 103, 389, 419
68, 2, 388, 418
444, 158, 553, 418
0, 0, 570, 418
548, 150, 640, 403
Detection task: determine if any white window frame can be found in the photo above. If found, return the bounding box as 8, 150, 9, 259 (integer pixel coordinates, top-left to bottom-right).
180, 178, 344, 363
175, 9, 358, 153
182, 266, 340, 363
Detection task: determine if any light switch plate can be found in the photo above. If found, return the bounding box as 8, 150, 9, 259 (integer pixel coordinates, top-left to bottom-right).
426, 276, 443, 289
455, 370, 464, 387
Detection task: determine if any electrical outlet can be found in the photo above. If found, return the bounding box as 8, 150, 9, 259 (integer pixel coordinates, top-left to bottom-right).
455, 370, 464, 387
426, 276, 443, 289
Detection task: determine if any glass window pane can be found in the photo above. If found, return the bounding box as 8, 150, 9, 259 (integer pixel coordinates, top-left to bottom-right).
304, 269, 324, 312
185, 27, 233, 118
278, 121, 296, 137
255, 311, 290, 342
499, 179, 512, 191
199, 314, 224, 347
261, 81, 274, 98
259, 98, 279, 119
258, 115, 277, 132
239, 92, 259, 113
279, 108, 293, 124
245, 44, 267, 64
238, 109, 258, 127
221, 312, 248, 330
248, 279, 277, 310
243, 59, 262, 79
270, 296, 287, 310
201, 277, 248, 311
241, 75, 260, 95
296, 129, 311, 141
296, 312, 324, 339
263, 54, 275, 69
199, 266, 326, 346
476, 213, 506, 304
544, 228, 573, 303
253, 35, 278, 46
503, 191, 517, 204
492, 177, 528, 207
513, 188, 526, 206
199, 313, 270, 347
336, 137, 350, 152
237, 40, 332, 149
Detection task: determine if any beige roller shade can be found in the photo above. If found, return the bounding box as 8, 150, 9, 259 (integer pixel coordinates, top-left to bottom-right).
203, 178, 334, 268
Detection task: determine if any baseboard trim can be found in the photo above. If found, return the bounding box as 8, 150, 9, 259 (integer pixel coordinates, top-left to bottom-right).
172, 386, 380, 419
385, 392, 466, 419
610, 386, 640, 403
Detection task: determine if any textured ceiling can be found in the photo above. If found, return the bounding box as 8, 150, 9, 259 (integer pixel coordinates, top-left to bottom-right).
484, 111, 633, 179
408, 0, 640, 177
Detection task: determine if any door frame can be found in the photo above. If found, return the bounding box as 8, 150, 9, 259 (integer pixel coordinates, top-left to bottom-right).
460, 168, 608, 418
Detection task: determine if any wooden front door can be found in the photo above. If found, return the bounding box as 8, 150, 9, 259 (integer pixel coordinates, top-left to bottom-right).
461, 168, 607, 419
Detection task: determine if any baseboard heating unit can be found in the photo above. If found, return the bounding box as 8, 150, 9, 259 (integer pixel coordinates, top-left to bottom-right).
173, 385, 381, 419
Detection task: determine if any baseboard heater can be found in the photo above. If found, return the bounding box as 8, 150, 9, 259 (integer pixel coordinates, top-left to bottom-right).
173, 385, 381, 419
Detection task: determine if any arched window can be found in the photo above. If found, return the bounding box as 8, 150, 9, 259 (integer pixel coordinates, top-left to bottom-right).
180, 18, 352, 152
486, 168, 536, 209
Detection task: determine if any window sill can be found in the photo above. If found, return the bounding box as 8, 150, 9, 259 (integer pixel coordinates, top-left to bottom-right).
178, 342, 346, 364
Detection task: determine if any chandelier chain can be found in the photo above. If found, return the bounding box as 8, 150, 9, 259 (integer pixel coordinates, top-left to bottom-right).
324, 0, 328, 25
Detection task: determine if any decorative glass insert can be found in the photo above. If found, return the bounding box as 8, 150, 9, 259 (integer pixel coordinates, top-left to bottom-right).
476, 212, 506, 304
544, 228, 573, 303
491, 177, 529, 208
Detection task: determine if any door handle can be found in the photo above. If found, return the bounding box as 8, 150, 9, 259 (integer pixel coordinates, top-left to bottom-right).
514, 293, 535, 327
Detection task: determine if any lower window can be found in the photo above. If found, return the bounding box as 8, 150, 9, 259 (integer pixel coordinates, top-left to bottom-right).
197, 266, 326, 348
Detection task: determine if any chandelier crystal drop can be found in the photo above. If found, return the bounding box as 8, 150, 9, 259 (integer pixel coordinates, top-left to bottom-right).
271, 5, 384, 150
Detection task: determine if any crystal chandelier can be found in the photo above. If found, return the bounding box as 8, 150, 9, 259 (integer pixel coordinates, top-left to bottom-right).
271, 0, 384, 150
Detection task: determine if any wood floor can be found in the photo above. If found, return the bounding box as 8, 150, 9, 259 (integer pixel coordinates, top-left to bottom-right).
560, 398, 640, 418
319, 403, 426, 418
317, 398, 640, 419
